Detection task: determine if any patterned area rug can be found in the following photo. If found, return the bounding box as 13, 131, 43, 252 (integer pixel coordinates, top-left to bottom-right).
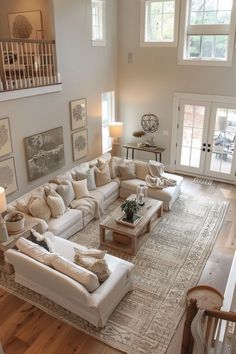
0, 194, 228, 354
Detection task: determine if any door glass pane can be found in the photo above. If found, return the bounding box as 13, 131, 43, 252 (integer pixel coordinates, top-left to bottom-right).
180, 104, 205, 168
210, 108, 236, 174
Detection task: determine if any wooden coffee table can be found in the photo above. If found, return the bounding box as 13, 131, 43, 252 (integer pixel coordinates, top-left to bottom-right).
100, 195, 163, 255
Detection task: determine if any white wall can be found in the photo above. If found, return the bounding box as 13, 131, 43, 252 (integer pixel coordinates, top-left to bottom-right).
117, 0, 236, 164
0, 0, 117, 202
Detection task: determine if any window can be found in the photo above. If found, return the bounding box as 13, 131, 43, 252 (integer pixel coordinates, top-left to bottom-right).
179, 0, 236, 65
92, 0, 106, 46
140, 0, 180, 47
102, 91, 115, 153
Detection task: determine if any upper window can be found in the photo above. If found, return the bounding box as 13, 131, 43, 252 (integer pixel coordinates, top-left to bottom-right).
179, 0, 236, 65
92, 0, 106, 46
102, 91, 115, 153
140, 0, 180, 47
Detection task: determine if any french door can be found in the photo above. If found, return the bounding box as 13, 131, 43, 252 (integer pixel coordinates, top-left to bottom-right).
175, 99, 236, 181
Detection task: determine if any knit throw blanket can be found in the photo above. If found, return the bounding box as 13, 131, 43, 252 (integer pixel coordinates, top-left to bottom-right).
70, 196, 103, 219
145, 161, 177, 189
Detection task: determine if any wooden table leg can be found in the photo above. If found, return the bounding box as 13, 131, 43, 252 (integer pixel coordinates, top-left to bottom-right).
126, 148, 129, 159
100, 225, 106, 246
131, 235, 137, 255
3, 261, 14, 275
132, 148, 134, 160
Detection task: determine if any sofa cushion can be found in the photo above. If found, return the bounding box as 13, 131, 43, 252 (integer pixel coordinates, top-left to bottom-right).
74, 252, 111, 283
16, 237, 54, 266
47, 195, 66, 218
95, 181, 119, 200
28, 196, 51, 222
74, 247, 107, 259
95, 163, 111, 187
56, 181, 75, 207
73, 162, 90, 175
135, 161, 149, 180
51, 254, 99, 292
57, 171, 73, 181
72, 179, 90, 199
118, 163, 136, 181
47, 209, 82, 236
15, 186, 45, 214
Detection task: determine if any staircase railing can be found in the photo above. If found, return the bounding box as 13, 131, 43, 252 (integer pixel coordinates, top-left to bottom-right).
0, 38, 60, 91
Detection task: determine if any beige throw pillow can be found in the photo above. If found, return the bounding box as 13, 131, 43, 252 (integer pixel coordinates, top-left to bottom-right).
16, 237, 54, 266
118, 163, 136, 181
94, 163, 111, 187
46, 195, 66, 218
56, 181, 75, 207
74, 253, 111, 283
51, 255, 99, 292
135, 161, 149, 180
72, 179, 90, 199
28, 196, 51, 222
74, 248, 107, 259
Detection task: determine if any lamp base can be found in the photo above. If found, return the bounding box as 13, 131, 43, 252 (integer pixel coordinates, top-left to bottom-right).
0, 217, 9, 243
111, 142, 120, 157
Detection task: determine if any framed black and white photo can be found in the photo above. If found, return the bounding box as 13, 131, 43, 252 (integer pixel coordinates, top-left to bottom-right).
0, 157, 18, 196
72, 129, 88, 161
24, 127, 65, 181
0, 117, 13, 158
70, 98, 87, 131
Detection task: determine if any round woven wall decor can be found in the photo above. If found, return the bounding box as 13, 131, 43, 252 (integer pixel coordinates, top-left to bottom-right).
141, 113, 159, 133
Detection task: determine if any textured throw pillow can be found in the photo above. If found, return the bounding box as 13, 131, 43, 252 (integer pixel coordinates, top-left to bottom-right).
94, 163, 111, 187
76, 167, 96, 191
74, 253, 111, 283
72, 179, 90, 199
118, 163, 136, 181
28, 196, 51, 222
56, 181, 75, 207
46, 195, 66, 218
109, 157, 126, 178
16, 237, 54, 266
73, 162, 90, 175
51, 255, 99, 292
74, 248, 107, 260
135, 161, 149, 180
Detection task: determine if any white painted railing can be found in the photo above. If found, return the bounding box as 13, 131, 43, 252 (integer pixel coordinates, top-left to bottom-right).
0, 39, 60, 91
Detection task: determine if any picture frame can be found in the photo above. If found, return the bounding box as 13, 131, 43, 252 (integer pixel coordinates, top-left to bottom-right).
0, 117, 13, 158
24, 127, 65, 181
72, 129, 88, 161
8, 10, 43, 40
70, 99, 87, 131
0, 157, 18, 196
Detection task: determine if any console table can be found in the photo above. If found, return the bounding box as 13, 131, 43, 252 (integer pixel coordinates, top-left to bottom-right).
122, 143, 165, 162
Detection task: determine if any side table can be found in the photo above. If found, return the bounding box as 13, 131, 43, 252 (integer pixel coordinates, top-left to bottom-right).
0, 221, 39, 274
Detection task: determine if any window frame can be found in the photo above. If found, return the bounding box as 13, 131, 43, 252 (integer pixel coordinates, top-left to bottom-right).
102, 91, 115, 153
140, 0, 180, 47
91, 0, 106, 47
178, 0, 236, 66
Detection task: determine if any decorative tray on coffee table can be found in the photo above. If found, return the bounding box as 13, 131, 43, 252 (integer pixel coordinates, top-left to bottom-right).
116, 214, 142, 228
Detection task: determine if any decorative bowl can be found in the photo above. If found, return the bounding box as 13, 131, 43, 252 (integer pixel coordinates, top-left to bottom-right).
4, 212, 25, 234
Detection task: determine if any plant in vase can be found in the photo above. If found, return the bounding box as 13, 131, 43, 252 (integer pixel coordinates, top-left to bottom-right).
121, 200, 139, 221
132, 131, 145, 147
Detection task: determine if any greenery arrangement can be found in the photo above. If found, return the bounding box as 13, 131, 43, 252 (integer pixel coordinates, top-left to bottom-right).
121, 200, 139, 220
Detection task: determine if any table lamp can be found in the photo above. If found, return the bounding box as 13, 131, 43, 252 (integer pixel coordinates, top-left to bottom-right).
0, 187, 9, 243
109, 122, 123, 156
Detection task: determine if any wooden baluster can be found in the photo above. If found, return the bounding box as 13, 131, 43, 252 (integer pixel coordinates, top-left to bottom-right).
0, 42, 8, 90
11, 42, 17, 89
181, 299, 198, 354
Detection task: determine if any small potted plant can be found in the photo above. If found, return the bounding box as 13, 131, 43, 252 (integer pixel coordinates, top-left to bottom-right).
133, 131, 145, 147
4, 212, 25, 234
121, 200, 139, 221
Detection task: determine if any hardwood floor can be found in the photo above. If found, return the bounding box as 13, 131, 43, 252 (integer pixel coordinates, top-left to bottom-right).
0, 177, 235, 354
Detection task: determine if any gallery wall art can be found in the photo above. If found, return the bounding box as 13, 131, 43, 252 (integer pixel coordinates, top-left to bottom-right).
0, 157, 18, 196
0, 117, 13, 158
70, 99, 87, 131
24, 127, 65, 181
8, 10, 43, 40
72, 129, 88, 161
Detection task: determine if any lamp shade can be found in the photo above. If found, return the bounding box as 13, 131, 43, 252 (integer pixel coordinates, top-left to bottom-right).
109, 122, 123, 138
0, 187, 7, 213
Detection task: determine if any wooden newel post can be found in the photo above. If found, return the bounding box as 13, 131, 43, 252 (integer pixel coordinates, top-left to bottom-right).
180, 298, 198, 354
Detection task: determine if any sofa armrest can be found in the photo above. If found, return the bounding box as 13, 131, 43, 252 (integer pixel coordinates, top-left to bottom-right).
23, 213, 48, 233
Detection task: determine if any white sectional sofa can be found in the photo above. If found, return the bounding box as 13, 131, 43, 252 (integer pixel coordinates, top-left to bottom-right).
8, 154, 183, 239
5, 235, 134, 327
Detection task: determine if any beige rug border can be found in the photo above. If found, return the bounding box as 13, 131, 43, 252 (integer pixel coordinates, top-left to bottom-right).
0, 199, 229, 354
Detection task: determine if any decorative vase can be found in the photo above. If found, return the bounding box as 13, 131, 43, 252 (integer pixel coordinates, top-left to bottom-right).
136, 184, 148, 206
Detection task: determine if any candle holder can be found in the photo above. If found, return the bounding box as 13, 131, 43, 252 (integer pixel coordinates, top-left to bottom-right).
136, 184, 148, 206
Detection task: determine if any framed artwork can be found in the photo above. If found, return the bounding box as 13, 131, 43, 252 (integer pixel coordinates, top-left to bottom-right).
8, 10, 43, 40
70, 99, 87, 131
72, 129, 88, 161
0, 117, 13, 158
0, 157, 18, 196
24, 127, 65, 181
